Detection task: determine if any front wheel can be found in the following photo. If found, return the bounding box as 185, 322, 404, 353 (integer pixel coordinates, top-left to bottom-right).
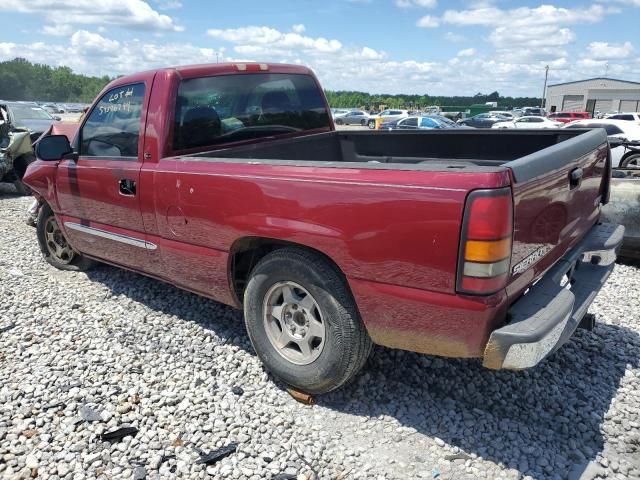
335, 119, 343, 125
368, 120, 376, 129
360, 119, 367, 126
621, 153, 640, 168
36, 203, 96, 271
243, 248, 372, 394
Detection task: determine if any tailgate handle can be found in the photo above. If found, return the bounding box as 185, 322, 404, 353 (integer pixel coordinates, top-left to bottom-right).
569, 168, 583, 189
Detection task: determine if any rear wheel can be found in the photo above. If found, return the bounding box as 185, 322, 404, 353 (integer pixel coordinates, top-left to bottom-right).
36, 203, 96, 271
243, 248, 372, 394
335, 119, 343, 125
621, 153, 640, 168
368, 120, 376, 129
360, 119, 367, 126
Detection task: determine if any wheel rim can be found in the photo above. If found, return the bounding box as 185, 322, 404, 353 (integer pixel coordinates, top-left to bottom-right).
44, 216, 75, 264
262, 281, 326, 365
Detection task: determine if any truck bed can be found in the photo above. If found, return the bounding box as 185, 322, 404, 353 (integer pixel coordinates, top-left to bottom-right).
190, 128, 603, 178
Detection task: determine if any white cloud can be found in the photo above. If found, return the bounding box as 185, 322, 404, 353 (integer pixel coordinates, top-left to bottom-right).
0, 32, 222, 77
0, 0, 182, 32
70, 30, 120, 56
292, 24, 306, 33
443, 31, 466, 43
396, 0, 437, 8
154, 0, 182, 9
440, 4, 608, 27
416, 15, 439, 28
457, 48, 475, 57
586, 41, 635, 60
207, 26, 343, 54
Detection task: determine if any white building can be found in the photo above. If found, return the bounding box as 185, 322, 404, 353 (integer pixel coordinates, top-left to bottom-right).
545, 77, 640, 115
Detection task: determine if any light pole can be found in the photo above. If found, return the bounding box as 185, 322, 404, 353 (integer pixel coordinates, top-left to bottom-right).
541, 64, 549, 109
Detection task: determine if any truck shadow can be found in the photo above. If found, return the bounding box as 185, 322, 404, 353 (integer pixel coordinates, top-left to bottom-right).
84, 265, 252, 354
84, 264, 638, 479
318, 323, 640, 479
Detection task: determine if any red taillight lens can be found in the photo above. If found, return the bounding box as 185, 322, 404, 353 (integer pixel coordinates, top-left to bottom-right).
457, 188, 513, 295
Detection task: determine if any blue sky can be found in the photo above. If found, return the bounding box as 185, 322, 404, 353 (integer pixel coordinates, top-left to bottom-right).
1, 0, 639, 96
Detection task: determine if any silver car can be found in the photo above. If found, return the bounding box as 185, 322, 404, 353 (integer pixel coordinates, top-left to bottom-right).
334, 110, 370, 126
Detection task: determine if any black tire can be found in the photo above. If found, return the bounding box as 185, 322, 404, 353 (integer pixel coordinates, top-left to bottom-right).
13, 178, 31, 196
335, 119, 343, 125
368, 120, 376, 129
360, 119, 366, 126
36, 203, 96, 271
620, 153, 640, 169
12, 153, 35, 196
243, 247, 372, 394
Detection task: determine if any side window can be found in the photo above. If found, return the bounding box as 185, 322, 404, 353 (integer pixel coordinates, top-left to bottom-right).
81, 83, 145, 158
404, 117, 418, 127
420, 118, 436, 128
604, 125, 623, 135
530, 117, 543, 122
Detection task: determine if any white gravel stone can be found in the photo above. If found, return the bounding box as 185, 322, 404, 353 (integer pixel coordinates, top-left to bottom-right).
1, 191, 640, 480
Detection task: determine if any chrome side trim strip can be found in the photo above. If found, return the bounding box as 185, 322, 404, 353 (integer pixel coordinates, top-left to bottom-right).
64, 222, 157, 250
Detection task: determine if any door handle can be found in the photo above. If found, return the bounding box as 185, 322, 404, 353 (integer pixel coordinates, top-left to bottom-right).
569, 168, 583, 189
119, 178, 136, 196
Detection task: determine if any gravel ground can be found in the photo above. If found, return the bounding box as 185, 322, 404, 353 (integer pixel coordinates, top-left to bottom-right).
1, 188, 639, 480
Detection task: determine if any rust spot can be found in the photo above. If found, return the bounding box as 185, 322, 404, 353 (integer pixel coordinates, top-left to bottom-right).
368, 327, 474, 359
482, 339, 504, 370
286, 387, 314, 405
172, 437, 185, 447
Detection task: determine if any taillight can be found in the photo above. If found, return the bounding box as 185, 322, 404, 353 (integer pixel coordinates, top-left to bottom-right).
456, 188, 513, 295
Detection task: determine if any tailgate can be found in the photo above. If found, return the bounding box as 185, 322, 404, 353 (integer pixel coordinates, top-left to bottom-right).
505, 128, 610, 298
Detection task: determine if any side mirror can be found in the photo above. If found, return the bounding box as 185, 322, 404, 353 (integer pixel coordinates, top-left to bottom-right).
36, 135, 74, 161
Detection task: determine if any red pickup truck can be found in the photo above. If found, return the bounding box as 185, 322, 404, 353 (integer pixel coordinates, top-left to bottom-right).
25, 63, 623, 394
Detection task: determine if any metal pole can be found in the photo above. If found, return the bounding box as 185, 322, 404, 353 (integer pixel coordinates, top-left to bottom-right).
541, 65, 549, 109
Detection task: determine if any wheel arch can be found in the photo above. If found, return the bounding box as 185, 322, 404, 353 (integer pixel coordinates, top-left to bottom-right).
228, 236, 349, 306
620, 150, 640, 165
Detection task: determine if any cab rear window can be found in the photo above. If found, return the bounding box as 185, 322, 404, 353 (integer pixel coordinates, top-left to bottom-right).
173, 73, 330, 151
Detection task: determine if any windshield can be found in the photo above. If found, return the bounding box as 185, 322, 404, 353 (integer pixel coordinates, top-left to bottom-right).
9, 105, 53, 121
428, 116, 456, 127
174, 73, 330, 151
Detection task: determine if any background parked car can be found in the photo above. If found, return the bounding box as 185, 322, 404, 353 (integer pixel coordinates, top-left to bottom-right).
367, 109, 409, 129
605, 112, 640, 125
331, 108, 350, 118
548, 112, 591, 123
489, 110, 514, 119
334, 110, 370, 125
522, 107, 546, 116
0, 101, 60, 143
564, 119, 640, 167
492, 116, 563, 129
383, 115, 469, 130
457, 112, 509, 128
41, 104, 65, 115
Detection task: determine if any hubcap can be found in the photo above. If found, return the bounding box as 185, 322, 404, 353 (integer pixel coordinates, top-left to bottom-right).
263, 281, 326, 365
44, 216, 75, 264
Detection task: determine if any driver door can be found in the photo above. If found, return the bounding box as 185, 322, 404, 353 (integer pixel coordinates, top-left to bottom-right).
55, 81, 152, 270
